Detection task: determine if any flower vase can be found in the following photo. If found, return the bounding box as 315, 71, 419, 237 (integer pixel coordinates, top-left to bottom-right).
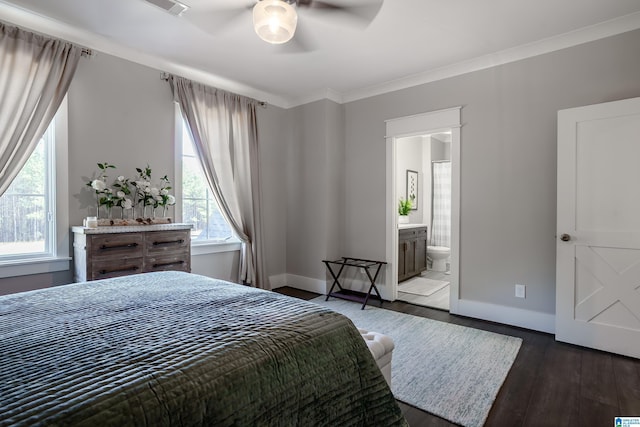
398, 215, 409, 224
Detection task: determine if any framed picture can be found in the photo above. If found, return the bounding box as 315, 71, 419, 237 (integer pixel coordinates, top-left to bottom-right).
406, 170, 418, 210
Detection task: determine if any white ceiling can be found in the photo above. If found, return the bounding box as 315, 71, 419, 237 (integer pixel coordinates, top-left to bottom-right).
2, 0, 640, 108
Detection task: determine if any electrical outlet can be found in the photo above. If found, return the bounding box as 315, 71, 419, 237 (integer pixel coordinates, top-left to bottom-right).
515, 284, 526, 298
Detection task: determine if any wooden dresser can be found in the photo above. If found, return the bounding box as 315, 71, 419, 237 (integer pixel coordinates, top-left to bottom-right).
72, 224, 192, 282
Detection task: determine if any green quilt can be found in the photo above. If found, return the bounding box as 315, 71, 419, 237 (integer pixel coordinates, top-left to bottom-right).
0, 271, 406, 426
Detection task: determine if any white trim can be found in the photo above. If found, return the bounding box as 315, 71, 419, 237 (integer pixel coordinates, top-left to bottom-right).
173, 102, 183, 223
0, 98, 69, 278
2, 0, 639, 109
453, 299, 556, 334
191, 241, 242, 256
0, 1, 291, 109
342, 11, 640, 104
291, 88, 343, 107
282, 274, 328, 295
0, 257, 71, 279
268, 273, 288, 289
54, 96, 70, 262
385, 108, 461, 308
385, 107, 462, 137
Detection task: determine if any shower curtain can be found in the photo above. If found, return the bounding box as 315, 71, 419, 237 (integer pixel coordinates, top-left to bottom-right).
431, 161, 451, 247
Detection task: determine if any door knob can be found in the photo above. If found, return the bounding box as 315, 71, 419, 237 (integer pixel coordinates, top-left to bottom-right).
560, 233, 571, 242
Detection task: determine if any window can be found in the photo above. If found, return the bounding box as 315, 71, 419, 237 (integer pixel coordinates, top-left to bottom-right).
0, 100, 69, 278
179, 117, 235, 244
0, 123, 55, 259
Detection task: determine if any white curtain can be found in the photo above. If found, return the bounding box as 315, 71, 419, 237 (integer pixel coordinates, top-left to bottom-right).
0, 23, 81, 196
169, 75, 267, 289
431, 161, 451, 247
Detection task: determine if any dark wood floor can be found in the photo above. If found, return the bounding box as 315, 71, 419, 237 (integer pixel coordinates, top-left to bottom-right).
274, 287, 640, 427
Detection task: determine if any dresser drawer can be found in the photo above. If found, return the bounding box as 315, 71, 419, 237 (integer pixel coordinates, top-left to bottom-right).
88, 233, 144, 260
145, 253, 190, 273
90, 257, 144, 280
145, 230, 190, 256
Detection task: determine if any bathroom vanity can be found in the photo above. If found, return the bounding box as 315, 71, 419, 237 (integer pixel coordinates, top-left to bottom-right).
398, 224, 428, 282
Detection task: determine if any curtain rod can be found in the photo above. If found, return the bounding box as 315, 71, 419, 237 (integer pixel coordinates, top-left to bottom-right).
159, 72, 267, 108
81, 48, 93, 57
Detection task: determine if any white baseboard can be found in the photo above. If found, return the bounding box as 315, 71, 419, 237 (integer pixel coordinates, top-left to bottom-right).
272, 273, 555, 334
274, 274, 393, 299
268, 274, 288, 289
276, 274, 328, 295
452, 299, 555, 334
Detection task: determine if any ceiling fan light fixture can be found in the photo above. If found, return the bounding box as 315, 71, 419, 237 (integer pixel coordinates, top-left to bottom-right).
253, 0, 298, 44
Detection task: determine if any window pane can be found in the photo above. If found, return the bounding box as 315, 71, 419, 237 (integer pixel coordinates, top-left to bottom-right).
180, 119, 233, 242
183, 157, 207, 199
182, 128, 196, 156
0, 139, 48, 256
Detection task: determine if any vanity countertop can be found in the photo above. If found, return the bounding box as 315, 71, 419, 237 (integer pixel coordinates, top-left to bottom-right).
398, 223, 428, 230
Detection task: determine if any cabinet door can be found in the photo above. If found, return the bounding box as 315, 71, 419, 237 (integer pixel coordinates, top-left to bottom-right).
398, 239, 407, 281
415, 228, 428, 273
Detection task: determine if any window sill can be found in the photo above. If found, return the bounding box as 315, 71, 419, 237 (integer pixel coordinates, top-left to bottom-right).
191, 240, 242, 256
0, 256, 71, 279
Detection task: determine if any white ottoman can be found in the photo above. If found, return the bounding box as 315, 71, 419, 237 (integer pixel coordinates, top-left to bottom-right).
358, 328, 394, 387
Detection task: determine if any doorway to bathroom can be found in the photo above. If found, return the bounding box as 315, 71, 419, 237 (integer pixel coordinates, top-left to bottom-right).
385, 108, 460, 313
396, 133, 451, 310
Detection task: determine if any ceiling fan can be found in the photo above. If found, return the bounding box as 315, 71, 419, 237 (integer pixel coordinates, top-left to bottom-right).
179, 0, 383, 49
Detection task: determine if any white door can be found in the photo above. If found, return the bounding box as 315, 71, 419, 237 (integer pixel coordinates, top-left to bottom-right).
556, 97, 640, 358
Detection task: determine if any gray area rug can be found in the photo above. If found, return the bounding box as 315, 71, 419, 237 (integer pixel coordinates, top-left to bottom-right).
399, 277, 449, 296
311, 297, 522, 427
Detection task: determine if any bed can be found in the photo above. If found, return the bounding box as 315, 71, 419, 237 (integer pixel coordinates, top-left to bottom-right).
0, 271, 406, 426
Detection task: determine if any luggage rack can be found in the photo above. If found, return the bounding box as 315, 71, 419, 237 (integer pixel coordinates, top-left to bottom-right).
322, 257, 387, 310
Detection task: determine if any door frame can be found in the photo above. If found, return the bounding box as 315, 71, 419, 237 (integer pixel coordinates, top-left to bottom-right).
384, 107, 461, 311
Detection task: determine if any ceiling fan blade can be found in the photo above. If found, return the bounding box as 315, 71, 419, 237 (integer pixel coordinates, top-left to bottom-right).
298, 0, 383, 25
183, 3, 252, 36
275, 21, 317, 53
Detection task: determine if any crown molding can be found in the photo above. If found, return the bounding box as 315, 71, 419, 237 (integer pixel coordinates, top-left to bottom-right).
340, 11, 640, 104
287, 87, 343, 108
0, 0, 291, 108
2, 1, 640, 109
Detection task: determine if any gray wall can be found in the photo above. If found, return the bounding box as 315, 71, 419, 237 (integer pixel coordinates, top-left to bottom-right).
396, 136, 424, 224
0, 52, 289, 294
286, 99, 345, 282
4, 26, 640, 324
342, 28, 640, 315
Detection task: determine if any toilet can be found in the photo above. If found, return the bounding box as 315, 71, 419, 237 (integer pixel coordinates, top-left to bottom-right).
427, 246, 450, 272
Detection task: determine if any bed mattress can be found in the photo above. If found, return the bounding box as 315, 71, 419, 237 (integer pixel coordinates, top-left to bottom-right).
0, 271, 406, 426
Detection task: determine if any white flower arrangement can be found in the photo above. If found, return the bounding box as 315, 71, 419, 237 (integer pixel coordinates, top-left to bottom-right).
87, 162, 175, 221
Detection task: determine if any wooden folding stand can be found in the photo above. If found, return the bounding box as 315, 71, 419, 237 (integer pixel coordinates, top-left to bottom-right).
322, 257, 387, 310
